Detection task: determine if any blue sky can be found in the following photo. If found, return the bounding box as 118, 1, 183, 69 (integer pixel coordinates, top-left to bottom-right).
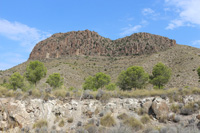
0, 0, 200, 70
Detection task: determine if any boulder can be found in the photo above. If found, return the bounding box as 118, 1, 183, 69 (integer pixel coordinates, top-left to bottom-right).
151, 97, 169, 120
173, 115, 180, 123
141, 100, 152, 114
197, 122, 200, 130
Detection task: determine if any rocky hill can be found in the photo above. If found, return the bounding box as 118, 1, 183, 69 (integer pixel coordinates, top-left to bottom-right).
1, 30, 200, 89
29, 30, 176, 60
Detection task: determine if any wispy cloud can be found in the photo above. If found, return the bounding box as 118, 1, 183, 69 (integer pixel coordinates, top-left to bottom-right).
120, 24, 142, 36
165, 0, 200, 30
0, 19, 51, 70
142, 8, 159, 20
0, 19, 51, 51
142, 8, 155, 16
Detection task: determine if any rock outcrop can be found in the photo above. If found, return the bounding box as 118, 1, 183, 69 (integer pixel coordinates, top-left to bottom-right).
29, 30, 176, 60
1, 94, 200, 133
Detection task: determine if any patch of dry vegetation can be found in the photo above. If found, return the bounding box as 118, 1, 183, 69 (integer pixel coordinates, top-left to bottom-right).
67, 117, 73, 123
140, 114, 151, 124
100, 113, 116, 127
123, 117, 143, 131
33, 119, 48, 128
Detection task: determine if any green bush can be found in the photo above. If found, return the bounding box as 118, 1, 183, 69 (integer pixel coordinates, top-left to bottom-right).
9, 72, 24, 90
46, 73, 63, 89
197, 67, 200, 82
83, 72, 110, 90
25, 60, 47, 86
150, 62, 171, 89
105, 83, 116, 91
117, 66, 149, 90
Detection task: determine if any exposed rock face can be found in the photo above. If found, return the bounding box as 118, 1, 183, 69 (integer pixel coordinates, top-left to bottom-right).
29, 30, 176, 60
0, 95, 200, 132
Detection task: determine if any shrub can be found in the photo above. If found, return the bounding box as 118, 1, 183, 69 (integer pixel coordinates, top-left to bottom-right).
32, 89, 42, 98
150, 62, 171, 89
100, 93, 111, 104
140, 114, 151, 124
105, 83, 116, 91
83, 72, 111, 90
9, 72, 24, 90
25, 60, 47, 86
170, 103, 180, 113
0, 86, 8, 97
197, 67, 200, 82
5, 90, 15, 97
33, 119, 48, 128
123, 117, 143, 131
52, 89, 67, 98
180, 102, 196, 115
100, 113, 116, 127
67, 117, 73, 123
46, 73, 63, 89
109, 125, 132, 133
117, 66, 149, 90
58, 119, 65, 127
117, 113, 129, 120
85, 124, 98, 133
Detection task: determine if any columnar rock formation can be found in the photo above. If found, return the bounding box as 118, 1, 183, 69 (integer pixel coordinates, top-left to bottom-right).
29, 30, 176, 60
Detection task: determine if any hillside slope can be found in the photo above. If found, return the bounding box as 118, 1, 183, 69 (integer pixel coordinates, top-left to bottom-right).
1, 45, 200, 89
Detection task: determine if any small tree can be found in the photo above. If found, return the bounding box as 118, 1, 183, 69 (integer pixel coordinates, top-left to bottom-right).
46, 73, 63, 88
197, 67, 200, 82
25, 60, 47, 86
94, 72, 111, 89
117, 66, 149, 90
9, 72, 24, 90
83, 76, 96, 90
83, 72, 111, 90
150, 62, 171, 89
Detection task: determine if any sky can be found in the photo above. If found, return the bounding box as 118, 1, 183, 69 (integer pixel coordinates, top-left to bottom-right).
0, 0, 200, 70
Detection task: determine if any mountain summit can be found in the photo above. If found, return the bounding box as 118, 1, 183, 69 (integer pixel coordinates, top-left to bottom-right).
29, 30, 176, 60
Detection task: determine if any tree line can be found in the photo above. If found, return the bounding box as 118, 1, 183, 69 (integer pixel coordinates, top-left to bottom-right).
5, 60, 200, 91
83, 62, 172, 90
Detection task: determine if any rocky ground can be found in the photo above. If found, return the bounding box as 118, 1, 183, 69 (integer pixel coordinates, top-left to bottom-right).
1, 89, 200, 133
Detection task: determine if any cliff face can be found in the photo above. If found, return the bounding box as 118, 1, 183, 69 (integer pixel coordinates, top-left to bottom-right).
29, 30, 176, 60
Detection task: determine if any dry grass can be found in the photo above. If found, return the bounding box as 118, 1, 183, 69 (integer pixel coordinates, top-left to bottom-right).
100, 113, 116, 127
52, 88, 67, 98
117, 113, 129, 120
140, 114, 151, 124
170, 103, 180, 113
123, 117, 143, 131
33, 119, 48, 128
0, 86, 8, 96
58, 119, 65, 127
1, 85, 200, 100
116, 88, 178, 98
32, 89, 42, 98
